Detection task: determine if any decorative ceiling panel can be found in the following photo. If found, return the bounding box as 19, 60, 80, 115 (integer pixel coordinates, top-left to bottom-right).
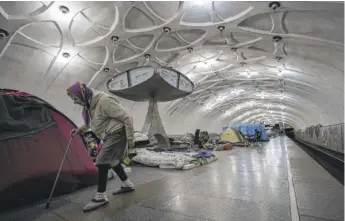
0, 1, 343, 131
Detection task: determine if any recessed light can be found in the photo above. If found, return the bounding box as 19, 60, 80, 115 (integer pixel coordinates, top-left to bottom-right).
0, 29, 9, 40
62, 52, 70, 58
276, 56, 283, 62
269, 2, 281, 10
163, 27, 171, 33
273, 36, 282, 42
59, 6, 70, 14
111, 36, 119, 43
217, 26, 225, 31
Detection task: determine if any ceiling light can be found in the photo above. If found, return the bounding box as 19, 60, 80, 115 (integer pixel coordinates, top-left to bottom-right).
276, 56, 283, 62
163, 27, 171, 33
59, 5, 70, 14
277, 68, 283, 76
62, 52, 70, 58
273, 36, 282, 43
215, 95, 226, 102
217, 26, 225, 31
269, 2, 281, 10
231, 89, 244, 95
111, 36, 119, 43
0, 29, 9, 40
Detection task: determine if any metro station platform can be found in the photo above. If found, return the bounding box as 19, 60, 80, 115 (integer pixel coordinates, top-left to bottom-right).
1, 137, 343, 221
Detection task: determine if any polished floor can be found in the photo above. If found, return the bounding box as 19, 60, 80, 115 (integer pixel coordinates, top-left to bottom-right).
1, 137, 343, 221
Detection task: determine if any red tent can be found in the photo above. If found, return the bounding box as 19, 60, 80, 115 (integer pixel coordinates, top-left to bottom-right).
0, 89, 97, 212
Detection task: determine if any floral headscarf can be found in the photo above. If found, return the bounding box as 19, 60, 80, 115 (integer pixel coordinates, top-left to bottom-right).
66, 82, 93, 126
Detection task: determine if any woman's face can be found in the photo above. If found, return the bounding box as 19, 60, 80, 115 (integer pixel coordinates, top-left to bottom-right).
69, 93, 86, 106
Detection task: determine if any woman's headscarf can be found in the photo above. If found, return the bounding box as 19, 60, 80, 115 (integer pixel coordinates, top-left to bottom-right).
67, 82, 93, 126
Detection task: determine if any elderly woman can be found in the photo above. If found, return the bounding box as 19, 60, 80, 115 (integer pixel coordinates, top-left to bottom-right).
67, 82, 135, 212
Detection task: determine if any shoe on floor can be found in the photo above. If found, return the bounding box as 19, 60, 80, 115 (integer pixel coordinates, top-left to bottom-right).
112, 179, 135, 195
83, 192, 109, 212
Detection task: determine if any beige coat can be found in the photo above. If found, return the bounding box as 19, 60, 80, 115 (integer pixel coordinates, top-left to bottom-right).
79, 90, 134, 143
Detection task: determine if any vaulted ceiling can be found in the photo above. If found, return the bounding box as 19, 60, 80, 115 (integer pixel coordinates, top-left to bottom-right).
0, 1, 343, 134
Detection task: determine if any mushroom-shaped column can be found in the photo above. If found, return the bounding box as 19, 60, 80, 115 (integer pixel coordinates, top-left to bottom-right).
107, 66, 194, 148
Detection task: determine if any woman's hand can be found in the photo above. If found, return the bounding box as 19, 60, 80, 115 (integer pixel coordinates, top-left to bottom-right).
70, 125, 88, 137
70, 128, 81, 137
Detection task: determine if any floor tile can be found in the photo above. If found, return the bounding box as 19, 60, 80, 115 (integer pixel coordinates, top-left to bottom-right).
102, 205, 209, 221
294, 179, 344, 220
187, 183, 290, 207
290, 167, 336, 181
288, 158, 322, 169
0, 198, 71, 221
52, 202, 110, 221
300, 215, 342, 221
157, 194, 290, 221
188, 170, 289, 190
0, 211, 65, 221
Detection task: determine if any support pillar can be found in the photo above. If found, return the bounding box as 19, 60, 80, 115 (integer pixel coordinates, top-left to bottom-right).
142, 95, 170, 148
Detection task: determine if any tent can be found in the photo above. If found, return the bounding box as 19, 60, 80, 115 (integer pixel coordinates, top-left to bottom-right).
0, 89, 98, 212
220, 128, 246, 144
230, 123, 269, 141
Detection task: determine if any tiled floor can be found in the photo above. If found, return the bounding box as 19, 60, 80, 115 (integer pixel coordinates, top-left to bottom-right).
1, 137, 343, 221
285, 138, 344, 221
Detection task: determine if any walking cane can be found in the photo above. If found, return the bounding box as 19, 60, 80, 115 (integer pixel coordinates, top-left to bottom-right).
45, 136, 74, 209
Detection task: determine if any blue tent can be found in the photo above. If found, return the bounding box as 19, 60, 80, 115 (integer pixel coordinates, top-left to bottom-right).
223, 123, 269, 141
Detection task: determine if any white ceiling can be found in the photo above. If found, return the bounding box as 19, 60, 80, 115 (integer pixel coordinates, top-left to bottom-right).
0, 1, 343, 134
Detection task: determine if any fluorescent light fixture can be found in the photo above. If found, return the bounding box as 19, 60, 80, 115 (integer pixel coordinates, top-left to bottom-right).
230, 89, 244, 95
215, 95, 226, 102
240, 71, 258, 78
